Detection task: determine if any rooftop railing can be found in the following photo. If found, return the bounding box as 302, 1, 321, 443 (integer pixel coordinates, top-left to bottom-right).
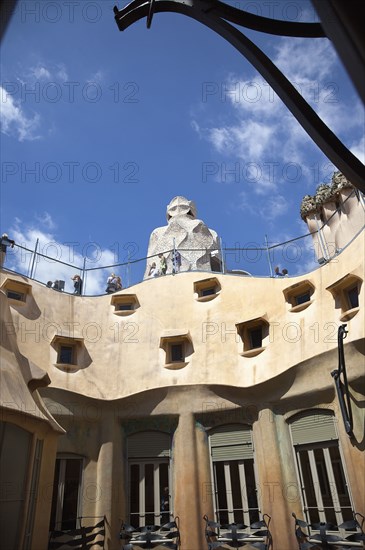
1, 192, 364, 296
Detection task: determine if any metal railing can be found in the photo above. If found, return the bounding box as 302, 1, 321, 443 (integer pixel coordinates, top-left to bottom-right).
1, 192, 364, 296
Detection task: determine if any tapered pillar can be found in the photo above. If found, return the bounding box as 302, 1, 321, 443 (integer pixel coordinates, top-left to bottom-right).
173, 413, 211, 550
95, 411, 124, 550
253, 410, 298, 550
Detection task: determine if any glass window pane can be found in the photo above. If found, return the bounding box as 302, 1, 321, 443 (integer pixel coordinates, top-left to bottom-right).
329, 447, 350, 506
62, 459, 82, 530
298, 450, 320, 525
244, 459, 259, 525
230, 462, 243, 524
130, 464, 140, 526
49, 459, 61, 531
145, 464, 154, 513
249, 328, 262, 349
214, 462, 228, 525
171, 344, 183, 362
59, 346, 73, 364
159, 463, 170, 525
347, 286, 358, 308
201, 287, 215, 296
296, 292, 310, 305
313, 448, 337, 526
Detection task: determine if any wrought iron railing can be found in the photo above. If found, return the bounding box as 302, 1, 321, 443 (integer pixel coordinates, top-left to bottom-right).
292, 512, 365, 549
1, 190, 364, 296
119, 518, 180, 549
204, 513, 272, 549
48, 516, 106, 550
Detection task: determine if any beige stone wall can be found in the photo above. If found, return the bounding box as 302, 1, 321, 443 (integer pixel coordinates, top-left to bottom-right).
1, 229, 364, 550
1, 231, 363, 401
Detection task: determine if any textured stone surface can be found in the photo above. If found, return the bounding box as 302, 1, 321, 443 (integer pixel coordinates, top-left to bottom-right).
300, 194, 318, 219
300, 171, 353, 220
144, 196, 222, 278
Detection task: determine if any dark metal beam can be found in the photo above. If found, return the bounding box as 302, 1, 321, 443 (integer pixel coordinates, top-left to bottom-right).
114, 0, 365, 193
311, 0, 365, 106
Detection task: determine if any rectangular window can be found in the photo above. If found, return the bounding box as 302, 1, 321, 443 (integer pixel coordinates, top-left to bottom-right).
49, 457, 83, 531
346, 286, 359, 309
170, 343, 184, 363
249, 328, 262, 349
117, 303, 133, 311
295, 292, 311, 305
201, 287, 216, 297
210, 426, 260, 529
213, 459, 259, 526
58, 345, 74, 365
129, 460, 170, 527
295, 442, 353, 528
6, 290, 25, 301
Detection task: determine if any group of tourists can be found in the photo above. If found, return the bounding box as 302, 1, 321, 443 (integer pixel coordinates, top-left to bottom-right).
148, 250, 181, 278
105, 273, 123, 293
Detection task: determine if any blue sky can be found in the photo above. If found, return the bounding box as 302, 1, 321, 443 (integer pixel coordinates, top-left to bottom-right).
1, 0, 364, 293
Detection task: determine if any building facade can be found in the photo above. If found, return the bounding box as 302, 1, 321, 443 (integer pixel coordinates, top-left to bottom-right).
0, 184, 364, 550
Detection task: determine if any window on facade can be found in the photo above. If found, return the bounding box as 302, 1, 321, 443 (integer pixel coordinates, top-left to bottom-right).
127, 431, 172, 528
201, 287, 216, 297
160, 332, 193, 369
236, 317, 269, 357
1, 278, 31, 305
248, 327, 262, 349
117, 303, 133, 311
290, 411, 354, 530
170, 343, 184, 363
283, 280, 315, 312
111, 294, 139, 315
49, 457, 83, 531
209, 424, 260, 527
58, 345, 74, 365
194, 277, 221, 302
295, 292, 311, 306
326, 273, 362, 321
51, 335, 86, 371
346, 286, 359, 309
6, 289, 25, 301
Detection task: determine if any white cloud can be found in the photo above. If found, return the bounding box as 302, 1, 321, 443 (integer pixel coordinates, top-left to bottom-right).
56, 64, 68, 81
205, 121, 275, 163
273, 37, 337, 83
31, 65, 52, 80
88, 70, 104, 83
350, 136, 365, 163
259, 194, 290, 221
29, 62, 69, 82
0, 86, 40, 141
6, 219, 124, 295
191, 35, 364, 204
34, 212, 56, 230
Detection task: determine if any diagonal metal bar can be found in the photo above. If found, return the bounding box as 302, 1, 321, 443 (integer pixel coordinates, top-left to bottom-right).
311, 0, 365, 106
114, 0, 365, 192
198, 0, 326, 37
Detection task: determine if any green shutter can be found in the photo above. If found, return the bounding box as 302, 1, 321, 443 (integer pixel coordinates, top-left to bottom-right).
210, 425, 253, 461
291, 412, 337, 445
128, 431, 171, 458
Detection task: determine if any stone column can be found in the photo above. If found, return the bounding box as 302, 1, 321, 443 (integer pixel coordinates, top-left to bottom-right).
322, 200, 339, 257
305, 213, 328, 263
173, 413, 211, 550
95, 411, 124, 550
336, 392, 365, 514
253, 409, 298, 550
